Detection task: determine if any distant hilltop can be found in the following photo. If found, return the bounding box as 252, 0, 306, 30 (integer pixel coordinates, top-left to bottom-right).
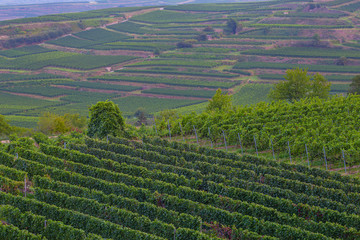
0, 0, 88, 5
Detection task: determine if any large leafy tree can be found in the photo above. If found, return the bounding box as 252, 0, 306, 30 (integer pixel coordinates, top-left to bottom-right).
87, 100, 125, 139
268, 68, 331, 103
348, 75, 360, 95
206, 88, 232, 112
224, 18, 242, 35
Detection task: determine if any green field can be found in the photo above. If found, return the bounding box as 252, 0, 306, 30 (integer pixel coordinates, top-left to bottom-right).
0, 92, 59, 115
0, 51, 137, 70
112, 96, 205, 116
0, 0, 359, 128
55, 81, 142, 92
89, 74, 237, 88
142, 88, 217, 98
2, 1, 360, 239
232, 83, 272, 106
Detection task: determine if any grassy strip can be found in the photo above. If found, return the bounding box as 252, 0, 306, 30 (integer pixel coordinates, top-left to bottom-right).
142, 88, 216, 98
243, 47, 360, 59
89, 75, 237, 88
233, 62, 360, 73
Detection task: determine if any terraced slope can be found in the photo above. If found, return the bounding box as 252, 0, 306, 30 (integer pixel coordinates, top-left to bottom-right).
0, 0, 359, 127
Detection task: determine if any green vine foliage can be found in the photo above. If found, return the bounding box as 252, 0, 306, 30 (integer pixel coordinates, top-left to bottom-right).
87, 100, 125, 139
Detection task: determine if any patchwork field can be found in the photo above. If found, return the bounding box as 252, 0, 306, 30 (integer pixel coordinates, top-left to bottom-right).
0, 0, 359, 128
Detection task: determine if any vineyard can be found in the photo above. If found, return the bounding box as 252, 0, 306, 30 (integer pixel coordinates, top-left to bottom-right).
0, 0, 359, 127
1, 133, 360, 239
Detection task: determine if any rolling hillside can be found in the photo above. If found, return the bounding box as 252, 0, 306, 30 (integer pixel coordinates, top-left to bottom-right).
0, 0, 359, 128
1, 135, 360, 239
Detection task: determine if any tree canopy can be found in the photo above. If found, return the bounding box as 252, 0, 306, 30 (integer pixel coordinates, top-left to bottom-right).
0, 114, 12, 136
224, 18, 242, 35
87, 100, 125, 139
268, 68, 331, 103
206, 88, 232, 112
348, 75, 360, 95
38, 112, 86, 134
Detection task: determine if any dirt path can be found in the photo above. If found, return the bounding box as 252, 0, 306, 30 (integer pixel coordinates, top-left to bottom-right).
333, 0, 359, 7
329, 164, 360, 172
116, 71, 237, 81
177, 0, 195, 4
53, 84, 129, 94
125, 92, 209, 100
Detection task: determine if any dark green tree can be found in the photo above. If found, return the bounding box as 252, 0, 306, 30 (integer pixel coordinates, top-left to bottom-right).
206, 88, 232, 112
203, 26, 214, 32
153, 48, 160, 56
196, 33, 208, 41
87, 100, 125, 139
268, 68, 331, 103
224, 18, 241, 35
336, 56, 348, 66
348, 75, 360, 94
134, 107, 147, 126
312, 34, 321, 46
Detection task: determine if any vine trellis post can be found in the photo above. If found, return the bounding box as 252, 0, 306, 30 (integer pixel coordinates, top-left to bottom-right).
193, 125, 199, 144
342, 150, 347, 173
179, 122, 185, 142
287, 141, 292, 163
305, 144, 310, 169
168, 120, 172, 141
270, 138, 275, 161
208, 127, 213, 148
237, 133, 243, 154
222, 130, 227, 151
153, 116, 158, 135
24, 175, 27, 198
323, 146, 328, 171
253, 135, 258, 157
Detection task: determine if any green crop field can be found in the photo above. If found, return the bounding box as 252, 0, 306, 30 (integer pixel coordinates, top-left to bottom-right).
0, 92, 59, 115
55, 81, 141, 92
258, 74, 355, 82
0, 52, 137, 70
74, 28, 130, 42
89, 74, 237, 89
232, 83, 272, 106
0, 0, 358, 131
126, 59, 219, 68
233, 62, 360, 74
94, 42, 176, 51
131, 10, 212, 23
1, 1, 360, 239
118, 68, 239, 78
244, 47, 360, 59
112, 96, 205, 116
107, 21, 153, 34
46, 36, 97, 48
142, 88, 217, 98
0, 45, 55, 58
3, 86, 75, 97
